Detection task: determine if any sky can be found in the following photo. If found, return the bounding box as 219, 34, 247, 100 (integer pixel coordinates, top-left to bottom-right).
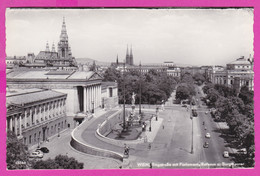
6, 8, 254, 66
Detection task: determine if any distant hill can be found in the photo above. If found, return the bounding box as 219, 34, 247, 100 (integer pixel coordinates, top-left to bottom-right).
76, 58, 111, 66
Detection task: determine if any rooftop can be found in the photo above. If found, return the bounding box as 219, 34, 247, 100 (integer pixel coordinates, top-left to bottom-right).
102, 81, 118, 88
228, 57, 252, 65
6, 89, 66, 105
6, 70, 102, 80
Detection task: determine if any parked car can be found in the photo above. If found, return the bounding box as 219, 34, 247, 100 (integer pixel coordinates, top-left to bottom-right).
29, 150, 43, 158
36, 147, 49, 153
203, 142, 209, 148
238, 148, 247, 155
205, 133, 211, 138
223, 151, 229, 158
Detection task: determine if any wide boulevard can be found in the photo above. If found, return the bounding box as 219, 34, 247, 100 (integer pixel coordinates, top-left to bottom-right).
130, 85, 232, 168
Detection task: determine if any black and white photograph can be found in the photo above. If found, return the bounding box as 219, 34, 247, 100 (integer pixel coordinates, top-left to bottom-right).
5, 8, 254, 169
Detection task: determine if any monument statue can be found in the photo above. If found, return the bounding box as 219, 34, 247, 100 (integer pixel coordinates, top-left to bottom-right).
131, 92, 136, 105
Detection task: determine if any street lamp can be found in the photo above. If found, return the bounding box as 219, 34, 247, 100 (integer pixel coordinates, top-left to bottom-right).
122, 61, 126, 131
156, 107, 159, 121
149, 116, 152, 132
58, 127, 60, 137
190, 103, 194, 154
139, 62, 142, 115
102, 98, 104, 109
92, 101, 94, 114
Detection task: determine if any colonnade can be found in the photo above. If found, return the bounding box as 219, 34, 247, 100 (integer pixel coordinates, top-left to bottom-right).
83, 84, 102, 113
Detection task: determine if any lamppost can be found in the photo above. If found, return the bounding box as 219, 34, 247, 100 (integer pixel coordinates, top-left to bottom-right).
122, 61, 126, 131
149, 116, 152, 132
190, 104, 194, 154
92, 101, 94, 114
102, 98, 104, 109
156, 107, 159, 121
139, 62, 142, 115
58, 127, 60, 137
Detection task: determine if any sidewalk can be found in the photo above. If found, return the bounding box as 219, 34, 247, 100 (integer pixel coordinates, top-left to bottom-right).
143, 117, 163, 143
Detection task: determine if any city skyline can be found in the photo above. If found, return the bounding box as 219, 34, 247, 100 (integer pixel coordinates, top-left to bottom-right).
6, 8, 254, 66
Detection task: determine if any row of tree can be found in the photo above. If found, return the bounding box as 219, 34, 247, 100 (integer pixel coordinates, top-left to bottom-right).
175, 72, 203, 101
103, 67, 178, 104
6, 131, 84, 170
203, 83, 254, 167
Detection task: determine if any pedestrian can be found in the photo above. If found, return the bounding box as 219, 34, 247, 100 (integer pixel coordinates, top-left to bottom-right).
148, 143, 151, 150
150, 163, 153, 169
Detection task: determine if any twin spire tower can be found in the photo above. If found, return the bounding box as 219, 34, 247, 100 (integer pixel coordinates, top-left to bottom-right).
125, 45, 134, 65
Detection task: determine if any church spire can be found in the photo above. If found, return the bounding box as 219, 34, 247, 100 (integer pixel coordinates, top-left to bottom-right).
51, 42, 55, 52
60, 17, 68, 42
126, 45, 130, 65
130, 45, 133, 65
45, 41, 50, 52
116, 54, 119, 65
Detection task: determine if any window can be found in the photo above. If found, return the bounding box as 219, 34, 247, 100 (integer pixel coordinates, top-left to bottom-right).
109, 87, 113, 97
34, 133, 36, 142
29, 135, 31, 144
31, 114, 34, 124
24, 137, 27, 145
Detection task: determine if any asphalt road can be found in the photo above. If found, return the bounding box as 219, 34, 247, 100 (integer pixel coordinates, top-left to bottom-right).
132, 87, 232, 168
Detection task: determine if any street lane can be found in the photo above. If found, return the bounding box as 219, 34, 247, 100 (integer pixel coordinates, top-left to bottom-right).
133, 88, 232, 168
194, 85, 232, 165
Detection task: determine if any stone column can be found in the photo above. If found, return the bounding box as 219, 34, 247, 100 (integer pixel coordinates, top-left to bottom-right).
74, 87, 79, 113
43, 104, 46, 120
24, 109, 27, 128
51, 101, 55, 118
64, 99, 66, 113
30, 108, 33, 125
19, 114, 22, 136
96, 85, 99, 107
94, 85, 97, 109
91, 85, 93, 110
34, 106, 37, 124
14, 115, 18, 135
10, 116, 13, 132
99, 84, 101, 107
86, 86, 89, 112
46, 103, 49, 119
58, 100, 61, 115
84, 87, 87, 113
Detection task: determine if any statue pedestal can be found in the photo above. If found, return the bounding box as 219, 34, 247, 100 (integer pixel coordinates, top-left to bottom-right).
131, 105, 135, 114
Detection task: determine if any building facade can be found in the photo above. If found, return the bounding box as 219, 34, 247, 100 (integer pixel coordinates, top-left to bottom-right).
6, 89, 67, 147
7, 70, 103, 127
208, 56, 254, 91
101, 82, 119, 110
